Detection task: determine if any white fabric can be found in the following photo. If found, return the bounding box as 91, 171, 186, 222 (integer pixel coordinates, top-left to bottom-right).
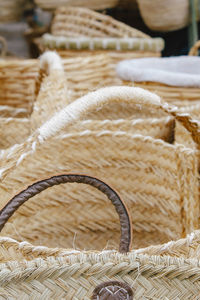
116, 56, 200, 87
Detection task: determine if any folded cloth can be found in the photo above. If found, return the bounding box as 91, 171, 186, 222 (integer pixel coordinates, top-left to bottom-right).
116, 56, 200, 87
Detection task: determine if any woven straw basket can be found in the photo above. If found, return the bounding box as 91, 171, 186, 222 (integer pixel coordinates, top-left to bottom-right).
36, 7, 164, 62
0, 85, 199, 252
137, 0, 192, 32
0, 86, 200, 298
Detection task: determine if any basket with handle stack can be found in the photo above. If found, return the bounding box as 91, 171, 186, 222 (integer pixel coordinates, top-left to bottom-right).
35, 6, 164, 63
0, 90, 200, 297
0, 84, 199, 253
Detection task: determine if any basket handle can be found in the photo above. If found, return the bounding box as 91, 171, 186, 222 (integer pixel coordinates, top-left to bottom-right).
0, 36, 7, 57
35, 51, 65, 97
189, 40, 200, 55
37, 86, 200, 147
32, 51, 69, 129
0, 174, 132, 253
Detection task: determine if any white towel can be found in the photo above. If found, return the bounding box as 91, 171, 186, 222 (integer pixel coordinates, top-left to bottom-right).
116, 56, 200, 87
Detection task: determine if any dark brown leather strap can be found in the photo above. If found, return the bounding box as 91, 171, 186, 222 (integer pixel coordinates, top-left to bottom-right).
0, 174, 132, 253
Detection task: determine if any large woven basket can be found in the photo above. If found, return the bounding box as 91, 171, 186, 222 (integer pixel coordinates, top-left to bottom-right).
36, 7, 164, 62
137, 0, 192, 32
0, 85, 199, 254
0, 88, 200, 298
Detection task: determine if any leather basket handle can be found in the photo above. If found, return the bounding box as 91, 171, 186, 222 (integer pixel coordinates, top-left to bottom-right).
0, 174, 132, 253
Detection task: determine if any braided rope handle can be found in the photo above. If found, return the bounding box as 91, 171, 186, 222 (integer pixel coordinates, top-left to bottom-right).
38, 86, 200, 147
189, 40, 200, 55
0, 36, 7, 57
0, 174, 132, 253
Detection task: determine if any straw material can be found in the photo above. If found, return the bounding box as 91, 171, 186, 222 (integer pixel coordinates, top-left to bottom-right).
137, 0, 190, 32
131, 81, 200, 103
0, 117, 30, 149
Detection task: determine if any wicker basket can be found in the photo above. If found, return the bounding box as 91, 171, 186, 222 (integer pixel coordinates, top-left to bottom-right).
137, 0, 191, 32
36, 7, 164, 61
0, 117, 30, 149
0, 85, 199, 255
0, 86, 199, 298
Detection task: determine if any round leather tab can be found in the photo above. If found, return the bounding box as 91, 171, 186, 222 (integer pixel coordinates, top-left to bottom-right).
92, 281, 133, 299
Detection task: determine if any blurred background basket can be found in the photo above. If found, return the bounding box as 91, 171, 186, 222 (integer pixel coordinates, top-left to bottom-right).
0, 0, 25, 23
35, 7, 164, 62
0, 79, 199, 251
0, 59, 38, 116
136, 0, 196, 32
